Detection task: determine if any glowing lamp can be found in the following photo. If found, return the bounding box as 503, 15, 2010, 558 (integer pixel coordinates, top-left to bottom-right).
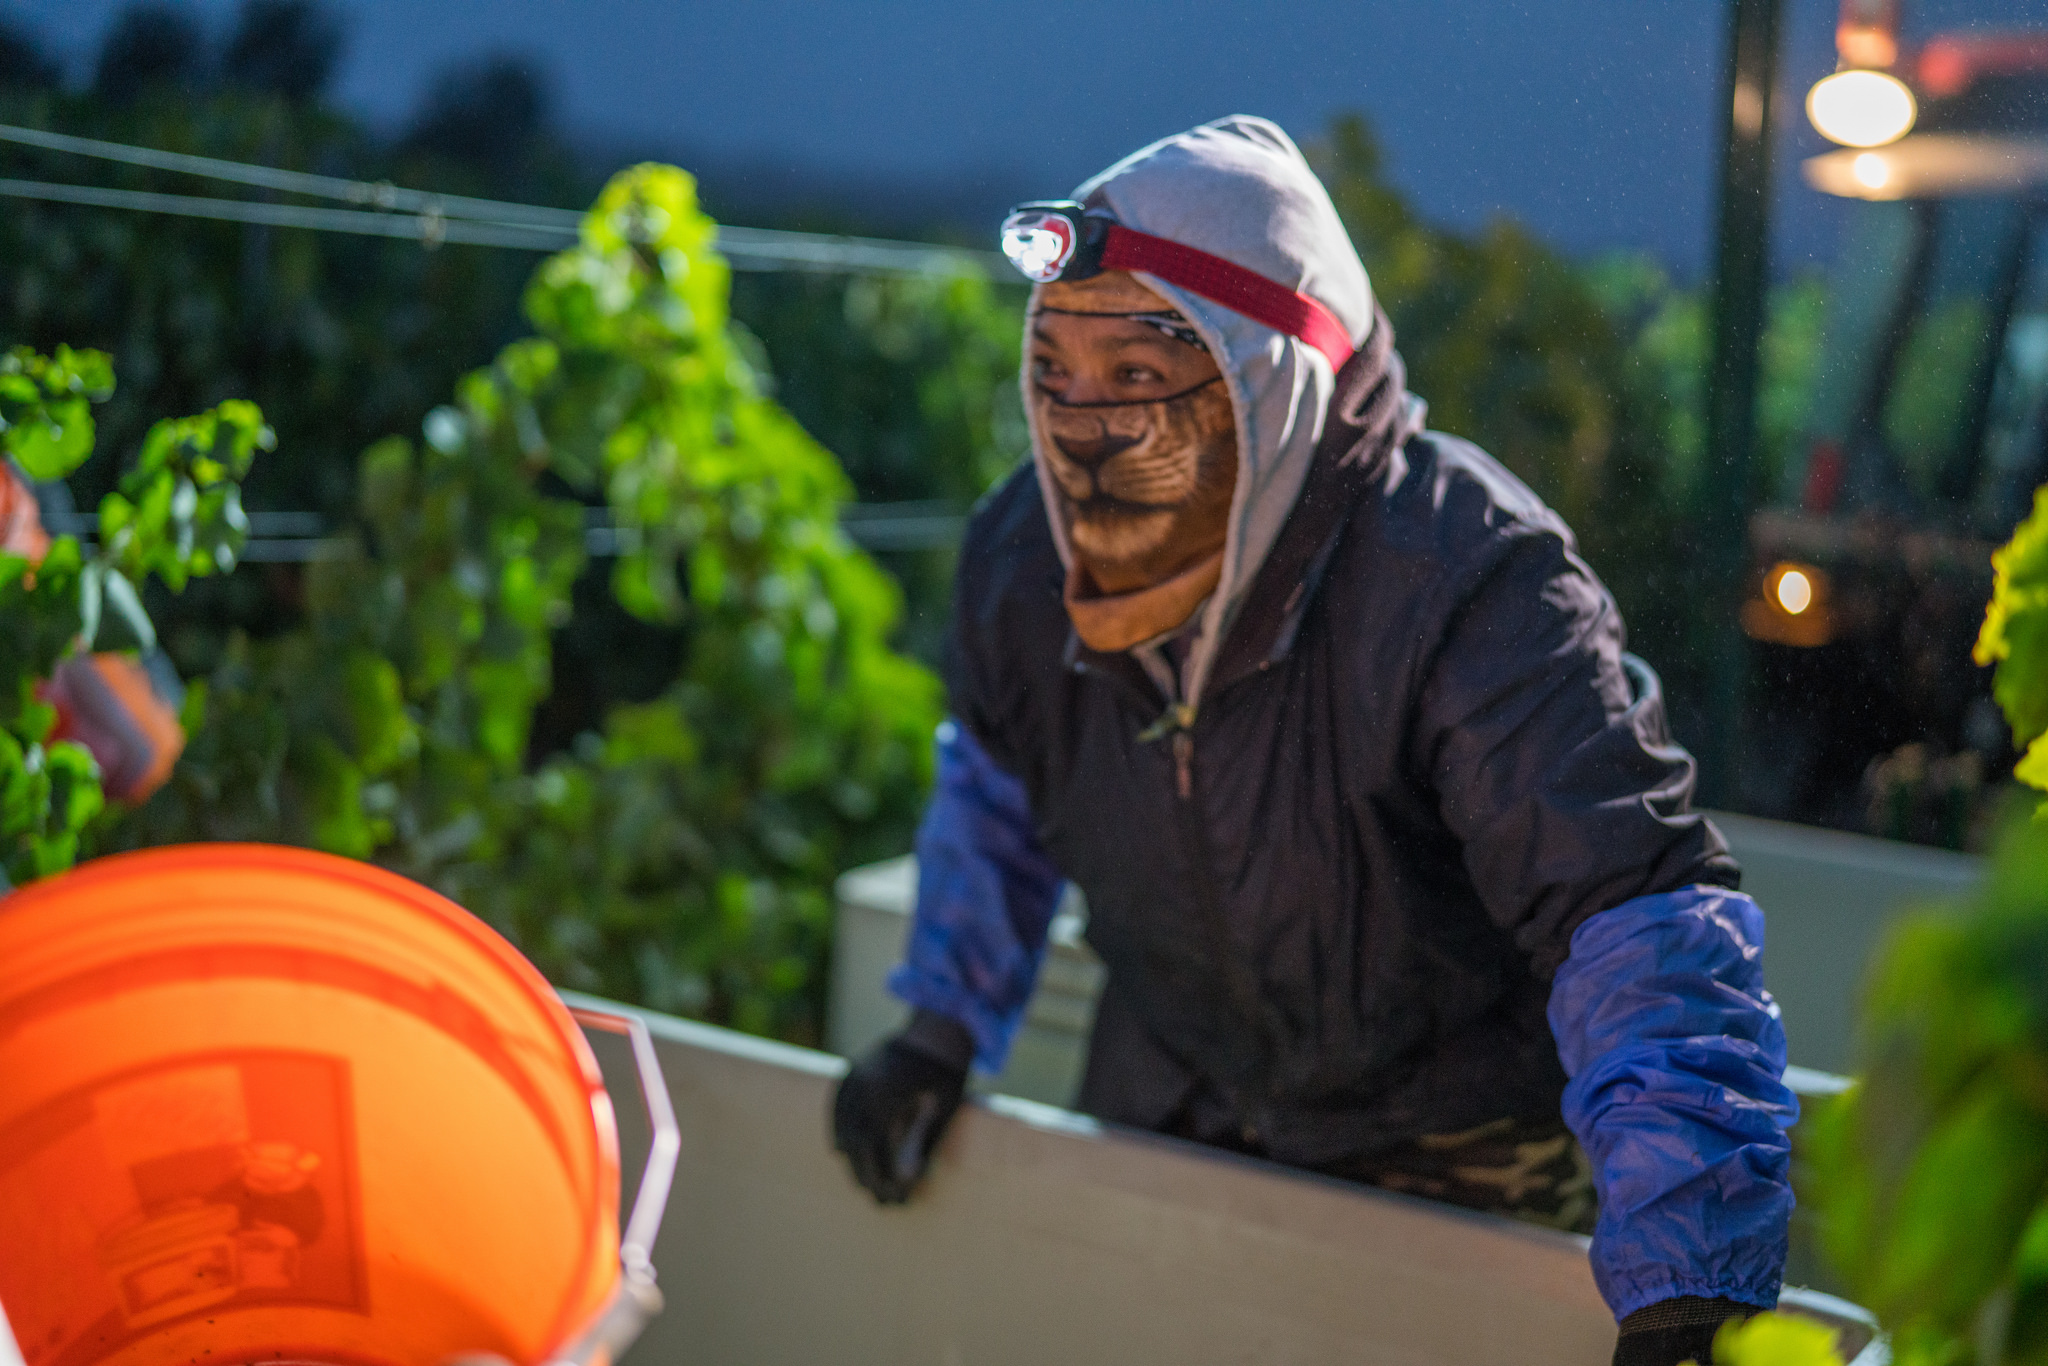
1774, 567, 1815, 615
1851, 151, 1891, 190
1000, 208, 1080, 283
1743, 561, 1833, 647
1807, 69, 1918, 148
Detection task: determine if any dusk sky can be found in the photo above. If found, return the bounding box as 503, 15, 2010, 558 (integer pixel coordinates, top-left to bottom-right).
12, 0, 2048, 276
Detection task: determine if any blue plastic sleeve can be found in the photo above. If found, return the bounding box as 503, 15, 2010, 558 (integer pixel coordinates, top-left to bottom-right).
1549, 886, 1798, 1321
887, 719, 1065, 1072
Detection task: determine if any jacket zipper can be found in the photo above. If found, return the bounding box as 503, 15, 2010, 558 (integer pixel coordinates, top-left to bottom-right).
1078, 649, 1286, 1144
1165, 712, 1272, 1146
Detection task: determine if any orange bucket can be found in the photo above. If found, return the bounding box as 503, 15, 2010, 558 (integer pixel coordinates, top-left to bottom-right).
0, 845, 668, 1366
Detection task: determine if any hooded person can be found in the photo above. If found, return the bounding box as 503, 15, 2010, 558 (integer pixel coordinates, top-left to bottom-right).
832, 117, 1795, 1366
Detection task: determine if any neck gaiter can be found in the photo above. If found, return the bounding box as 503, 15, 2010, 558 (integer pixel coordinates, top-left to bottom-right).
1033, 372, 1238, 652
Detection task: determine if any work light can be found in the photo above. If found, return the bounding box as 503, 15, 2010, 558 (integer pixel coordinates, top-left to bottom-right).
1000, 202, 1093, 283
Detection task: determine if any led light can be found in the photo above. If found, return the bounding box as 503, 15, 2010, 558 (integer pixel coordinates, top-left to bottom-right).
1852, 151, 1891, 190
1745, 562, 1832, 646
999, 209, 1078, 283
1775, 568, 1815, 616
1002, 226, 1065, 280
1807, 69, 1918, 148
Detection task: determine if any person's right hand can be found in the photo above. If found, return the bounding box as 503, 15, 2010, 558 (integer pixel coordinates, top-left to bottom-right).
831, 1023, 970, 1204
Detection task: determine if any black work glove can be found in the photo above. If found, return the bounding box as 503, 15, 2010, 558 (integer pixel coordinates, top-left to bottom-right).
832, 1010, 972, 1204
1613, 1297, 1761, 1366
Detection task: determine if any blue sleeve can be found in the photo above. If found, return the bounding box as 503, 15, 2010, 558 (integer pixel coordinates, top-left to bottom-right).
1548, 885, 1798, 1322
886, 718, 1065, 1072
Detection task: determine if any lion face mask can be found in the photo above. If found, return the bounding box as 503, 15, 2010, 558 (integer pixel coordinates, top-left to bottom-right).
1029, 272, 1238, 652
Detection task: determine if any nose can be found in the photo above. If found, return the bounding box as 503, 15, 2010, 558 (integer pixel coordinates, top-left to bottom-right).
1050, 430, 1140, 472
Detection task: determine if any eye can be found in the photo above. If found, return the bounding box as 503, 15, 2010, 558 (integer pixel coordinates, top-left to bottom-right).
1031, 355, 1068, 384
1116, 364, 1163, 386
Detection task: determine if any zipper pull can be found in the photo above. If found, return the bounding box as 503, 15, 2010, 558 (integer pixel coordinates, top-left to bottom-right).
1137, 701, 1197, 744
1173, 731, 1194, 800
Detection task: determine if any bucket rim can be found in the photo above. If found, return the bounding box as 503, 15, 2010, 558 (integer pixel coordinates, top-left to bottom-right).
0, 843, 605, 1091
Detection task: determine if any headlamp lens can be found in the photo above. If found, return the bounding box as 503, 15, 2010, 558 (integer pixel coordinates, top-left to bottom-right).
999, 208, 1078, 283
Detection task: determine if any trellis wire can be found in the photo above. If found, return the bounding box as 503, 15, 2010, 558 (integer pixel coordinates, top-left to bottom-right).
0, 121, 1011, 278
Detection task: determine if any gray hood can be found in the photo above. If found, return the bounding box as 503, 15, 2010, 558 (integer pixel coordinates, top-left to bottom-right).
1023, 115, 1422, 706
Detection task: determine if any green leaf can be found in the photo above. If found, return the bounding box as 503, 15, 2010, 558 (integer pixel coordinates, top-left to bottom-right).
0, 345, 113, 481
95, 570, 156, 653
4, 396, 93, 479
2018, 732, 2048, 796
306, 738, 383, 859
1703, 1311, 1844, 1366
342, 652, 418, 775
1871, 1078, 2048, 1323
101, 401, 271, 590
1978, 486, 2048, 760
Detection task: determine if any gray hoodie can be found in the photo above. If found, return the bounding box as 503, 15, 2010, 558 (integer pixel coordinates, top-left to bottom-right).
1024, 115, 1425, 705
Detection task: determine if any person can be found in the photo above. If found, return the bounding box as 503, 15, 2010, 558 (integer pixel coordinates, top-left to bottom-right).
831, 117, 1795, 1366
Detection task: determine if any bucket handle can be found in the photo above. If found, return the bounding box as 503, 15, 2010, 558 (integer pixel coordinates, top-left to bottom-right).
550, 1006, 682, 1366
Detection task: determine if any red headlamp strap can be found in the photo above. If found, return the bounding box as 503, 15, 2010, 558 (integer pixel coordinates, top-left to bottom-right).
1099, 224, 1356, 372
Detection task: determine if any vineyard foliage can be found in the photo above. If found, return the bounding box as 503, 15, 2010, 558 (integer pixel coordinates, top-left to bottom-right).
1738, 491, 2048, 1362
0, 343, 266, 884
1975, 485, 2048, 811
728, 267, 1027, 662
1801, 815, 2048, 1366
117, 166, 942, 1042
1774, 509, 2048, 1365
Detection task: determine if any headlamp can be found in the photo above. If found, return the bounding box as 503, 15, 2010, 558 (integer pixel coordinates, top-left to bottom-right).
997, 198, 1359, 372
999, 201, 1108, 284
